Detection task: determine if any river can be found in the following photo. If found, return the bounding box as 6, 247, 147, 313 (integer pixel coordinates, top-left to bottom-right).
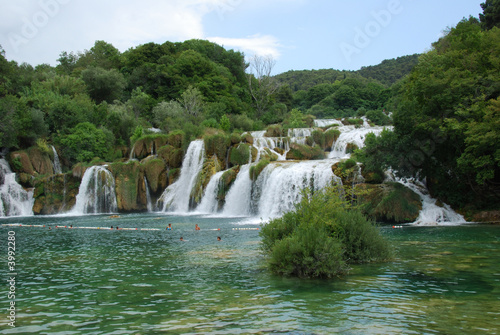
1, 213, 499, 334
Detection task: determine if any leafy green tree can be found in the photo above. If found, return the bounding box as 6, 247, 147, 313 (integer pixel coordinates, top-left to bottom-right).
179, 86, 204, 117
480, 0, 500, 30
219, 114, 231, 131
58, 122, 114, 163
81, 66, 126, 103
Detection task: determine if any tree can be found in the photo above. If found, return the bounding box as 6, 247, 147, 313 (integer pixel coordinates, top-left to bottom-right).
58, 122, 114, 163
179, 86, 204, 117
81, 66, 126, 103
480, 0, 500, 30
247, 55, 280, 117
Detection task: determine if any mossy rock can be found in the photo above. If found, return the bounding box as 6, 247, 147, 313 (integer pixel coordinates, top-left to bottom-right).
265, 124, 284, 137
167, 130, 185, 149
230, 132, 242, 145
191, 155, 222, 206
168, 168, 181, 185
286, 143, 325, 160
249, 159, 270, 181
142, 158, 167, 194
204, 132, 231, 167
27, 146, 54, 175
9, 151, 34, 175
157, 145, 184, 169
109, 160, 145, 212
33, 173, 80, 215
324, 129, 340, 149
259, 148, 279, 162
312, 129, 326, 149
241, 133, 254, 145
357, 182, 422, 223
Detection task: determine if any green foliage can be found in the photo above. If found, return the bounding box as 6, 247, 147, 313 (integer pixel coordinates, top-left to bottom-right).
365, 109, 392, 126
229, 143, 251, 166
287, 108, 306, 128
81, 66, 126, 103
58, 122, 114, 163
480, 0, 500, 30
260, 186, 392, 278
219, 114, 231, 131
204, 133, 230, 162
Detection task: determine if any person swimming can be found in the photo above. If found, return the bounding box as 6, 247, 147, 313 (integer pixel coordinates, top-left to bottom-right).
217, 236, 221, 241
195, 224, 201, 231
166, 223, 172, 230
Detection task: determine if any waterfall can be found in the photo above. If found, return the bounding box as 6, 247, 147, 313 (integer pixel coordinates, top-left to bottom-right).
195, 170, 225, 214
288, 128, 313, 145
51, 146, 62, 174
329, 124, 388, 159
397, 179, 466, 225
250, 133, 288, 161
314, 119, 344, 127
222, 164, 253, 216
72, 166, 118, 214
144, 176, 153, 212
159, 140, 205, 213
252, 159, 341, 220
0, 159, 34, 217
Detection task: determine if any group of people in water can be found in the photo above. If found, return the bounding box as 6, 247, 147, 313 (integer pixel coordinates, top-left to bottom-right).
168, 223, 221, 242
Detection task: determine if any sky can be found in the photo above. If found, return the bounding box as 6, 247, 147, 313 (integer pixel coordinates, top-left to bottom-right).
0, 0, 485, 75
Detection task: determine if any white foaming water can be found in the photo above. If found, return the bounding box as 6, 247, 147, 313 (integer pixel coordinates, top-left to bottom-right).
195, 170, 225, 214
51, 146, 62, 174
222, 164, 253, 216
249, 131, 288, 161
329, 124, 388, 159
288, 128, 313, 145
253, 159, 341, 220
397, 179, 466, 226
0, 159, 34, 217
159, 140, 205, 213
314, 119, 344, 127
72, 165, 118, 215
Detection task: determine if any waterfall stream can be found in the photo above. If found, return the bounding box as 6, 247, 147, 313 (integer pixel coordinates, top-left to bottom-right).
71, 166, 118, 215
51, 146, 62, 174
0, 159, 34, 217
158, 140, 205, 213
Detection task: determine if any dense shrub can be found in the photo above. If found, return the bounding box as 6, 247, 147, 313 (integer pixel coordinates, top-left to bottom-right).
260, 186, 392, 278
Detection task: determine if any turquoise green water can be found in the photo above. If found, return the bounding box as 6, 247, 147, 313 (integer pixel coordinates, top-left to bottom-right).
0, 214, 499, 334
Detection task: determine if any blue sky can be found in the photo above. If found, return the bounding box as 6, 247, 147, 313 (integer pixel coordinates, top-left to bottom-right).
0, 0, 484, 74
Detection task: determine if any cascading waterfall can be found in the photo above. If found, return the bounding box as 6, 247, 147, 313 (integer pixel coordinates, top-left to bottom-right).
195, 170, 225, 214
397, 178, 466, 225
222, 164, 254, 216
158, 140, 205, 213
314, 119, 344, 127
288, 128, 313, 145
252, 159, 341, 219
144, 176, 153, 212
71, 166, 118, 214
0, 159, 34, 217
329, 123, 388, 159
51, 146, 62, 174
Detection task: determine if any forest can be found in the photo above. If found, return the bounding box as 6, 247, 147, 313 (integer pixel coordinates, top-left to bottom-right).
0, 1, 499, 217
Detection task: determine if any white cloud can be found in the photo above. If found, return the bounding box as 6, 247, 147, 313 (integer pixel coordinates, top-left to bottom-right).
207, 34, 282, 59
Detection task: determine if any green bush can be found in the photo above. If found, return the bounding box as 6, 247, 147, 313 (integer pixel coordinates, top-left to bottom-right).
229, 143, 251, 166
260, 186, 392, 278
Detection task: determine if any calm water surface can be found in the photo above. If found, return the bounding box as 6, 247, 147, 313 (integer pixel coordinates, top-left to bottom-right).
0, 214, 499, 334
